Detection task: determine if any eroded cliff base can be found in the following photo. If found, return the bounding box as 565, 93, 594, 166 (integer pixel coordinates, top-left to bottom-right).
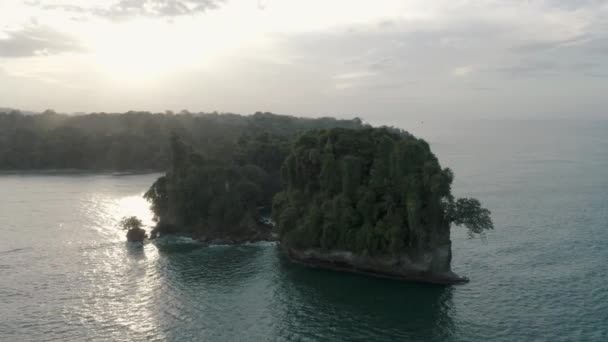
287, 247, 469, 285
151, 220, 277, 246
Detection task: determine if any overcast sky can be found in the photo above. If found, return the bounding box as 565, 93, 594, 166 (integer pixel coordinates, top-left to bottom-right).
1, 0, 607, 120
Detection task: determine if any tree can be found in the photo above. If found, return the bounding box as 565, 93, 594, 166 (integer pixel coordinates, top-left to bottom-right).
0, 110, 364, 171
119, 216, 147, 242
446, 198, 494, 234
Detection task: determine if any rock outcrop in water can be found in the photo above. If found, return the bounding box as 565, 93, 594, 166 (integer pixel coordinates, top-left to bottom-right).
126, 227, 147, 242
120, 216, 147, 242
272, 128, 492, 284
144, 118, 492, 284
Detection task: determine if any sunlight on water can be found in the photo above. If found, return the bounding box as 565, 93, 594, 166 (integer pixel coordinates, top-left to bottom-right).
1, 119, 608, 342
86, 192, 155, 242
115, 194, 155, 228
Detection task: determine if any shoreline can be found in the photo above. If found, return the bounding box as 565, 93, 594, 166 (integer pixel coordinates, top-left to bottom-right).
151, 231, 468, 285
193, 233, 279, 246
286, 248, 469, 285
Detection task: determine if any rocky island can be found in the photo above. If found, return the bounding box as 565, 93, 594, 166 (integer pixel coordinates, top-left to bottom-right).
272, 128, 492, 284
144, 119, 492, 284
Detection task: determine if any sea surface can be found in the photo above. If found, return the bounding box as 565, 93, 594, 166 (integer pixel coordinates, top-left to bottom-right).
1, 119, 607, 341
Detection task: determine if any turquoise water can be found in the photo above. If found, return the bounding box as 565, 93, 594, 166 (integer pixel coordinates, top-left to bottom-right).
1, 119, 607, 341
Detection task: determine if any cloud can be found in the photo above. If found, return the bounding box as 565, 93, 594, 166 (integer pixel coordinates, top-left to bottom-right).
543, 0, 606, 11
333, 71, 376, 80
490, 60, 598, 77
4, 0, 608, 117
588, 38, 608, 54
510, 34, 591, 53
30, 0, 226, 20
452, 66, 473, 77
0, 25, 84, 58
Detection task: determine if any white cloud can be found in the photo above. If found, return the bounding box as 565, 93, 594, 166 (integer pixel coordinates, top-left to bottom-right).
333, 71, 376, 80
451, 66, 473, 77
0, 0, 607, 118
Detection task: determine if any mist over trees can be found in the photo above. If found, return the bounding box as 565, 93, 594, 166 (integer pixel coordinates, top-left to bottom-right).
0, 110, 362, 170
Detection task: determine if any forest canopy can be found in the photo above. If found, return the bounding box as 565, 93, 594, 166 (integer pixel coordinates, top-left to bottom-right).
0, 110, 362, 170
272, 127, 493, 255
139, 114, 365, 239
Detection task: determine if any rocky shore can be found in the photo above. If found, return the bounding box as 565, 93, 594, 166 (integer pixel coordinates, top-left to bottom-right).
286, 246, 469, 285
194, 226, 278, 246
151, 220, 277, 246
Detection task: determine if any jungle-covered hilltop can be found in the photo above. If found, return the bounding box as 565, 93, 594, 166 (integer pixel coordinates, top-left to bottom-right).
272, 127, 492, 283
144, 121, 492, 283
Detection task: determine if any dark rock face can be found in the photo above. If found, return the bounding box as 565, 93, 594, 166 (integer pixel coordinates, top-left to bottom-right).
126, 227, 147, 242
194, 223, 277, 245
151, 218, 276, 246
287, 243, 468, 285
284, 222, 468, 285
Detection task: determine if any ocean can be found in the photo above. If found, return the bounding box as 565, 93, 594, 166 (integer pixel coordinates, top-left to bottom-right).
1, 119, 607, 341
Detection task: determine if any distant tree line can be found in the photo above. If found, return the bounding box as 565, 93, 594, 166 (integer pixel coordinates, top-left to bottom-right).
0, 110, 362, 170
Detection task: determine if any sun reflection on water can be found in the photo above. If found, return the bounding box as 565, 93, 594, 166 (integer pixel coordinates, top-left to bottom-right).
86, 192, 155, 242
115, 194, 155, 228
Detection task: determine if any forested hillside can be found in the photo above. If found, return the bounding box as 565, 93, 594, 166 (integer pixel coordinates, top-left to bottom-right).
0, 110, 362, 170
272, 128, 493, 255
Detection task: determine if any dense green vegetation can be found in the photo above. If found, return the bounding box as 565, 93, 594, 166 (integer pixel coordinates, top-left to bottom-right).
0, 110, 361, 170
272, 128, 493, 255
144, 134, 269, 237
4, 109, 491, 254
119, 216, 147, 242
141, 116, 364, 238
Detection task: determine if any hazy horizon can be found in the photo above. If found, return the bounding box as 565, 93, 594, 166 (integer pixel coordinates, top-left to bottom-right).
1, 1, 607, 119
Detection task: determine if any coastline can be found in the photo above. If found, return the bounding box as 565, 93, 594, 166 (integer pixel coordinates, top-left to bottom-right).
152, 221, 278, 246
151, 229, 466, 285
286, 247, 469, 285
193, 232, 279, 246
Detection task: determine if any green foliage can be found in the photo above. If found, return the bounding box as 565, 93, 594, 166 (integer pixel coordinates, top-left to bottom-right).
119, 216, 147, 242
273, 127, 493, 256
446, 198, 494, 234
0, 110, 363, 170
119, 216, 143, 231
142, 113, 364, 237
144, 176, 168, 222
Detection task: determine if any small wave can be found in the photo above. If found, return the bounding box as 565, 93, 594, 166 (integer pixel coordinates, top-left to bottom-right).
154, 235, 200, 244
521, 159, 576, 164
152, 235, 278, 249
0, 247, 32, 255
239, 241, 278, 247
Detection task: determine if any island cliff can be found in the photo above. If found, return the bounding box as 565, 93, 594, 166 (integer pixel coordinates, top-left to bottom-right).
271, 128, 492, 284
145, 121, 492, 284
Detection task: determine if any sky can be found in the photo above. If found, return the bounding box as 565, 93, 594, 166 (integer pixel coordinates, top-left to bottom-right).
0, 0, 607, 121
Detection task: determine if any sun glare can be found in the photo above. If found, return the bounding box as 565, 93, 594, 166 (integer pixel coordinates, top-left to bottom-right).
88, 20, 197, 81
